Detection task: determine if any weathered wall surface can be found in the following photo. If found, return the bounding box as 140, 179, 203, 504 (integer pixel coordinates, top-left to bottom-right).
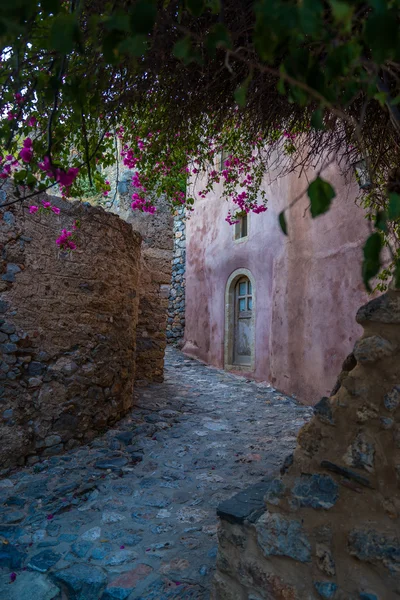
112, 170, 173, 384
167, 206, 186, 344
0, 192, 141, 468
183, 160, 370, 404
212, 290, 400, 600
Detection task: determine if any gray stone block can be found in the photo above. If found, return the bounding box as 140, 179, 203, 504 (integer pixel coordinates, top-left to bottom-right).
217, 481, 274, 524
291, 474, 339, 509
256, 511, 312, 562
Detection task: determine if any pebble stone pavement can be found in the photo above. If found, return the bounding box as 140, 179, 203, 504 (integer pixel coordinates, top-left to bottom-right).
0, 347, 313, 600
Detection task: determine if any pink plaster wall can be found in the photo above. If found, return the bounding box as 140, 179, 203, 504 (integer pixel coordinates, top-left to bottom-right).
183, 160, 372, 405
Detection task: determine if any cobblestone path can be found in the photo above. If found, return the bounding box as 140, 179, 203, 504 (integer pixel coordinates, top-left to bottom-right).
0, 348, 312, 599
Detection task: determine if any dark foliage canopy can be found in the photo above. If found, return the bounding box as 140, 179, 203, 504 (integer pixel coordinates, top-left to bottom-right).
1, 0, 400, 286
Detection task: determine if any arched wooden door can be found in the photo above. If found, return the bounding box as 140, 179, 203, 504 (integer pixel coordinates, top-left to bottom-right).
233, 276, 253, 366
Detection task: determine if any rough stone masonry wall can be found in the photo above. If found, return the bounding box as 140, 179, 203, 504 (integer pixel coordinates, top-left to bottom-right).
110, 169, 173, 384
213, 290, 400, 600
0, 192, 141, 469
167, 206, 186, 344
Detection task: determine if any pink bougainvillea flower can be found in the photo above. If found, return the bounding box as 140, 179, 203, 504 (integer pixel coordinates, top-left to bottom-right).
51, 206, 61, 215
120, 545, 125, 549
10, 572, 16, 583
27, 116, 37, 127
42, 201, 52, 209
29, 205, 39, 214
23, 137, 33, 148
15, 92, 23, 104
19, 147, 33, 163
56, 167, 79, 187
46, 514, 54, 520
38, 156, 54, 178
56, 229, 77, 252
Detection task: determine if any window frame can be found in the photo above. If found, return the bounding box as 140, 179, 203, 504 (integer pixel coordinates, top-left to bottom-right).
233, 212, 249, 243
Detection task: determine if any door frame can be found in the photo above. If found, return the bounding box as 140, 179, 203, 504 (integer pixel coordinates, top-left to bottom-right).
224, 268, 256, 372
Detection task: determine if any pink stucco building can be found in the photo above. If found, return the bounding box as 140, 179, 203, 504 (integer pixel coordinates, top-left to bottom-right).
182, 157, 372, 405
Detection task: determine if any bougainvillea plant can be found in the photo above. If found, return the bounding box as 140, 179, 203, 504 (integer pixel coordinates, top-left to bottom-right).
1, 0, 400, 287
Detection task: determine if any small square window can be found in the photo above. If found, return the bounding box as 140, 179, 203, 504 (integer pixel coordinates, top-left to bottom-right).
218, 149, 229, 172
239, 298, 246, 311
248, 297, 253, 310
234, 214, 248, 240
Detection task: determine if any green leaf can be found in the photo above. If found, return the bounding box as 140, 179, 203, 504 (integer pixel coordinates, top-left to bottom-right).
364, 10, 398, 63
330, 0, 354, 30
118, 35, 147, 57
279, 211, 287, 235
373, 90, 387, 106
14, 169, 27, 182
362, 232, 382, 291
394, 259, 400, 290
234, 85, 247, 107
206, 23, 231, 55
375, 210, 388, 232
308, 177, 336, 217
186, 0, 205, 16
104, 13, 131, 33
206, 0, 221, 13
40, 0, 60, 12
173, 36, 201, 64
130, 0, 157, 35
234, 73, 252, 108
276, 64, 288, 96
298, 0, 323, 35
50, 14, 79, 53
388, 193, 400, 220
310, 108, 324, 130
102, 31, 124, 63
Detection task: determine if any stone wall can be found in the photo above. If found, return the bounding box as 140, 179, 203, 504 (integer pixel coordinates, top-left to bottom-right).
110, 170, 173, 384
167, 206, 186, 344
212, 290, 400, 600
0, 192, 141, 468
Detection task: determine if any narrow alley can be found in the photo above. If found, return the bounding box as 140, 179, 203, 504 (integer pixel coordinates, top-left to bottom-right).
0, 348, 312, 599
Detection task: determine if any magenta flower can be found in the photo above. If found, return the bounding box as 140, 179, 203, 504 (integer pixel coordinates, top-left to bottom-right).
51, 206, 61, 215
10, 573, 16, 583
27, 116, 37, 127
38, 156, 54, 178
29, 205, 39, 214
56, 167, 79, 187
19, 147, 33, 163
56, 229, 77, 252
42, 201, 52, 209
47, 514, 54, 520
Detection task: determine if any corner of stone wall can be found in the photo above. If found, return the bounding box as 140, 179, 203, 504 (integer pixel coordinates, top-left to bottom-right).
167, 206, 186, 345
0, 191, 141, 469
212, 290, 400, 600
105, 169, 174, 385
